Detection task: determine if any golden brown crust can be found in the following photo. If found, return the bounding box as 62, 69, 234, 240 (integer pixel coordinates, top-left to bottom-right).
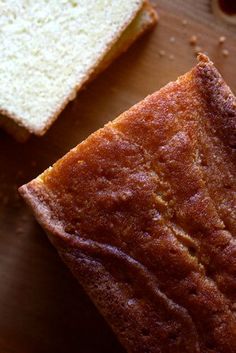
195, 54, 236, 148
19, 55, 236, 353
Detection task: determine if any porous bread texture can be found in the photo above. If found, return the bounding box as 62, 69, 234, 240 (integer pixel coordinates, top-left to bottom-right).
88, 1, 158, 85
0, 1, 157, 141
0, 0, 144, 135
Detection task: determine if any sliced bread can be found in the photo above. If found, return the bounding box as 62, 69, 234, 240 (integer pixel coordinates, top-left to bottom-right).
0, 0, 157, 139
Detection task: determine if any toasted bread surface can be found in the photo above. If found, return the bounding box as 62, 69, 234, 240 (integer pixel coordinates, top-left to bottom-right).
19, 55, 236, 353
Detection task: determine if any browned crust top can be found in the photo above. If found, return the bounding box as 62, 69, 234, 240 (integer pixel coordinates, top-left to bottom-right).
19, 55, 236, 353
195, 54, 236, 148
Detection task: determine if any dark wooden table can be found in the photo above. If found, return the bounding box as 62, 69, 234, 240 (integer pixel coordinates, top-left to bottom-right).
0, 1, 235, 352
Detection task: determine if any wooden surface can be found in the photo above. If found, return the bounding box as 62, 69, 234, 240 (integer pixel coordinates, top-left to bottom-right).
0, 1, 236, 352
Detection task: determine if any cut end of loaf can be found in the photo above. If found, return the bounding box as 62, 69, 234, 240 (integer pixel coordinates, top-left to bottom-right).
0, 0, 157, 139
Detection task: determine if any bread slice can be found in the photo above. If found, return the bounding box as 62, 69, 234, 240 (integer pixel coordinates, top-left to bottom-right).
19, 55, 236, 353
0, 0, 157, 140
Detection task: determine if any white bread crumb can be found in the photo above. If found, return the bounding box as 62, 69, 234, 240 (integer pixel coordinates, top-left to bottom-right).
0, 0, 143, 135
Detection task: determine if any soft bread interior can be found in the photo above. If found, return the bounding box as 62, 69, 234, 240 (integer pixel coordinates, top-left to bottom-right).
0, 0, 144, 135
0, 2, 157, 142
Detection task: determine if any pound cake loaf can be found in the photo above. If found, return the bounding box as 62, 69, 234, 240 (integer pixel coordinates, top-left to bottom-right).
0, 0, 157, 140
19, 55, 236, 353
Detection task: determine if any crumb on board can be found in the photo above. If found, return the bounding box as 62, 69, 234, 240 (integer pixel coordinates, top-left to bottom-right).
16, 226, 23, 235
222, 49, 229, 57
189, 35, 198, 46
194, 46, 202, 55
157, 29, 230, 62
158, 50, 166, 57
219, 36, 226, 44
182, 19, 188, 26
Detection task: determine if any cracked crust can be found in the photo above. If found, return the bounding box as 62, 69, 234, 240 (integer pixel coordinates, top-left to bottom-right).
19, 55, 236, 353
195, 54, 236, 148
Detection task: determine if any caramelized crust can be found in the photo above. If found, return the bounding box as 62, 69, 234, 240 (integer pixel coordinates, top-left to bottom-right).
19, 55, 236, 353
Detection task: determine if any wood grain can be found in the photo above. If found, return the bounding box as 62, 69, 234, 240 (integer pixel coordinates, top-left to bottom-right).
0, 1, 235, 352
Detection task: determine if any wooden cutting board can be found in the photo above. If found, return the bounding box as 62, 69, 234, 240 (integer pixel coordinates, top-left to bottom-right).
0, 1, 235, 352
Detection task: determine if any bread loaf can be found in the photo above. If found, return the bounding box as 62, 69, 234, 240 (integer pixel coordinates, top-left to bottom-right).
19, 55, 236, 353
